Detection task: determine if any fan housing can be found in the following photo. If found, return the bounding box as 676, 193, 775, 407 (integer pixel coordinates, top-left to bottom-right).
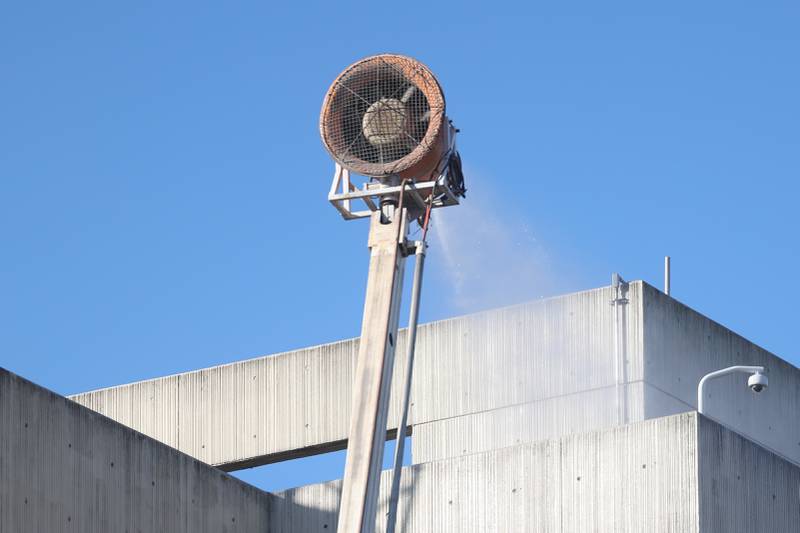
320, 54, 448, 181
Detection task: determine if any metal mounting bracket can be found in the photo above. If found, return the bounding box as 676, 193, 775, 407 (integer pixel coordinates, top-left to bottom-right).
328, 163, 461, 221
610, 272, 630, 305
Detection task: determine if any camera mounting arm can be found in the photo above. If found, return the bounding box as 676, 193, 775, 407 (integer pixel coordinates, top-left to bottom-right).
697, 365, 767, 416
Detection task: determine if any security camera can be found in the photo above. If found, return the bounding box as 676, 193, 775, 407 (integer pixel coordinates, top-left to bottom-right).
748, 372, 768, 393
698, 365, 769, 415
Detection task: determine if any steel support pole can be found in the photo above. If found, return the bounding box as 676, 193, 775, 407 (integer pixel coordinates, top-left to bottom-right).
337, 210, 408, 533
385, 241, 426, 533
611, 273, 629, 426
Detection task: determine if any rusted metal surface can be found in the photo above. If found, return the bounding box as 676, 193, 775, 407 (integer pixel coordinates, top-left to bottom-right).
319, 54, 449, 181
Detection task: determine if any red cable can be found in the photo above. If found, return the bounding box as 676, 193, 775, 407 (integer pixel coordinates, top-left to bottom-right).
421, 197, 433, 242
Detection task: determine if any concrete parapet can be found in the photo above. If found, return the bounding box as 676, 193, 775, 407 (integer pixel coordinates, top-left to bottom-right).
270, 413, 800, 532
0, 368, 270, 532
70, 282, 800, 469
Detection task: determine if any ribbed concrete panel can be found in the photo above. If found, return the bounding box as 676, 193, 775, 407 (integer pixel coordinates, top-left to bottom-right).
71, 374, 181, 449
412, 380, 694, 464
70, 281, 800, 470
560, 413, 698, 531
415, 283, 800, 466
73, 334, 419, 469
697, 415, 800, 531
410, 283, 644, 424
0, 369, 270, 532
71, 284, 642, 468
270, 413, 700, 532
412, 382, 644, 463
642, 283, 800, 464
174, 339, 363, 467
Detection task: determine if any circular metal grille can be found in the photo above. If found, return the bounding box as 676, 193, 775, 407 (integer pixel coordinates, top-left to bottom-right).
320, 54, 446, 178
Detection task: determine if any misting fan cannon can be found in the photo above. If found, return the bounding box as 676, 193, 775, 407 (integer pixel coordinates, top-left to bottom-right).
319, 54, 465, 533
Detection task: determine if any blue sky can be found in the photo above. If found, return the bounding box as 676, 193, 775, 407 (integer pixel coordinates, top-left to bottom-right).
2, 2, 798, 491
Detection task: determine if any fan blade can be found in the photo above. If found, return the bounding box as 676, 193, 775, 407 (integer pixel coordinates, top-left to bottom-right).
400, 85, 418, 104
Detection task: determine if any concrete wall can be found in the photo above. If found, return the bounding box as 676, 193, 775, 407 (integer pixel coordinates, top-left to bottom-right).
8, 368, 796, 533
71, 337, 372, 470
412, 383, 636, 463
697, 415, 800, 532
642, 282, 800, 464
0, 368, 270, 533
70, 281, 800, 470
409, 283, 644, 424
271, 413, 700, 533
413, 283, 799, 466
412, 381, 694, 464
270, 413, 800, 532
71, 284, 643, 469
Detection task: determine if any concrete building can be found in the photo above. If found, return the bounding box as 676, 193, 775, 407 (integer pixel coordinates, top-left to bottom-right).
2, 281, 798, 531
